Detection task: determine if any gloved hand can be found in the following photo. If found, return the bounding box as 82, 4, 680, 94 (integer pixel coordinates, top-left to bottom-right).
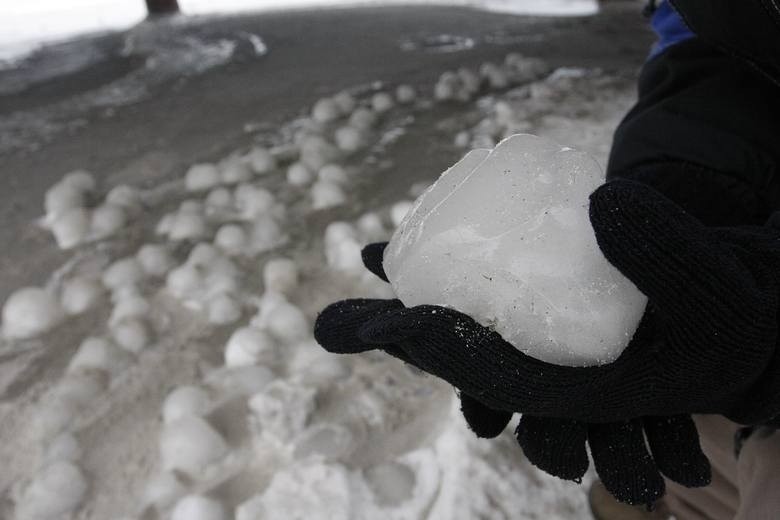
314, 179, 780, 506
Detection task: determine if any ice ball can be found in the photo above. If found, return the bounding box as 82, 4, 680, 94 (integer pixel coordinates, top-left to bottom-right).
60, 277, 103, 315
90, 204, 127, 240
68, 337, 131, 376
51, 208, 90, 249
396, 84, 417, 104
163, 386, 211, 423
334, 125, 365, 153
160, 416, 228, 475
287, 162, 314, 187
224, 327, 279, 368
16, 462, 88, 519
371, 92, 395, 113
312, 97, 341, 123
208, 293, 242, 325
171, 495, 226, 520
169, 212, 207, 241
102, 258, 145, 291
349, 107, 377, 129
136, 244, 174, 277
262, 258, 299, 295
214, 224, 247, 256
2, 287, 64, 339
186, 163, 221, 192
143, 471, 186, 510
62, 170, 96, 193
219, 158, 252, 185
390, 200, 414, 228
383, 134, 648, 366
246, 147, 277, 175
235, 184, 274, 218
111, 318, 151, 353
311, 180, 346, 210
45, 182, 85, 217
333, 91, 357, 114
318, 164, 348, 184
105, 185, 141, 210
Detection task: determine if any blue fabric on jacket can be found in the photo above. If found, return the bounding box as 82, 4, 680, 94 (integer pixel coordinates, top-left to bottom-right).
649, 1, 695, 59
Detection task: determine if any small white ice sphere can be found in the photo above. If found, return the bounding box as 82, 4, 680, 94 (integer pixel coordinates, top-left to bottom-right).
62, 170, 96, 193
51, 207, 90, 249
2, 287, 64, 339
68, 336, 130, 376
311, 180, 347, 210
390, 200, 414, 228
454, 130, 471, 148
45, 432, 82, 464
102, 257, 145, 291
246, 147, 277, 175
287, 162, 314, 187
334, 125, 365, 153
214, 224, 247, 256
457, 67, 481, 95
45, 182, 84, 217
136, 244, 174, 277
250, 216, 287, 254
110, 295, 150, 324
312, 97, 341, 123
60, 277, 103, 315
300, 135, 339, 171
160, 416, 228, 475
384, 135, 648, 366
395, 84, 416, 104
263, 258, 299, 295
332, 90, 357, 115
349, 107, 378, 129
169, 212, 207, 241
111, 317, 150, 353
265, 301, 309, 344
207, 293, 242, 325
371, 92, 395, 113
318, 164, 348, 184
186, 163, 221, 192
224, 327, 279, 368
234, 184, 274, 218
16, 461, 88, 520
143, 471, 186, 510
90, 203, 127, 240
480, 62, 509, 89
219, 158, 252, 185
162, 385, 211, 423
171, 495, 226, 520
357, 212, 386, 242
106, 185, 141, 210
205, 187, 233, 210
166, 264, 200, 298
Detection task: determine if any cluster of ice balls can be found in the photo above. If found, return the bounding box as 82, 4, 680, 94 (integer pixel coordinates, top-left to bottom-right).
454, 67, 587, 150
434, 53, 549, 103
42, 170, 141, 249
285, 85, 416, 210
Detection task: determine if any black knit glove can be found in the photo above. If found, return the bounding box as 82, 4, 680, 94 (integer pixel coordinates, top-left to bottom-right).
314, 179, 780, 506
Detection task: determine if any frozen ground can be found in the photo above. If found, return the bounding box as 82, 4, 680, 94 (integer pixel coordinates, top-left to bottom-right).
0, 4, 652, 520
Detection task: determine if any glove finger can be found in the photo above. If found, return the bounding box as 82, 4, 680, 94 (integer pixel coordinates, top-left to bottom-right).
361, 242, 389, 282
588, 420, 665, 507
314, 299, 403, 354
589, 179, 766, 333
644, 415, 711, 488
459, 392, 513, 438
516, 415, 589, 482
358, 304, 620, 418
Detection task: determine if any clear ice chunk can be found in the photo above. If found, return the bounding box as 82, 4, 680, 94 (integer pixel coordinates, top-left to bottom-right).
384, 134, 647, 366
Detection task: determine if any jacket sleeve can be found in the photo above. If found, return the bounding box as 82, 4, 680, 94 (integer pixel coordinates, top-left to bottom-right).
606, 38, 780, 227
669, 0, 780, 87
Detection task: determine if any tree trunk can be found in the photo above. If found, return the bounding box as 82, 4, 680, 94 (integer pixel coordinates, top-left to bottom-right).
145, 0, 179, 16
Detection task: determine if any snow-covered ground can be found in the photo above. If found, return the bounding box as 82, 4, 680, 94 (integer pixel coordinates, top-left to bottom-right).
0, 42, 639, 518
0, 0, 597, 64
